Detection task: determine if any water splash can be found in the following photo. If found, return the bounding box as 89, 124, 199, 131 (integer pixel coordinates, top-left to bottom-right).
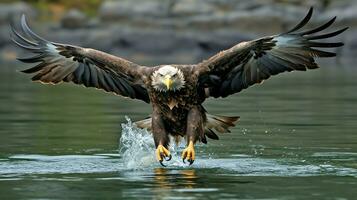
119, 116, 156, 169
119, 117, 188, 169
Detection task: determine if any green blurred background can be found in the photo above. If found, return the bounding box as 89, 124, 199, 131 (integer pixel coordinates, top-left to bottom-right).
0, 1, 357, 199
0, 0, 356, 65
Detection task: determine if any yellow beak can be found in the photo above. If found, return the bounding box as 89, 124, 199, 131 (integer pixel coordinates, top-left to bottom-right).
164, 76, 173, 90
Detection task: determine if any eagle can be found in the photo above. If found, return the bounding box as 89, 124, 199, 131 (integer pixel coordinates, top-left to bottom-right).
11, 8, 347, 166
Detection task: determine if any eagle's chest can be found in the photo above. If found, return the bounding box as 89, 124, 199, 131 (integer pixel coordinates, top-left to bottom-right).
149, 83, 197, 119
153, 90, 194, 134
153, 88, 195, 110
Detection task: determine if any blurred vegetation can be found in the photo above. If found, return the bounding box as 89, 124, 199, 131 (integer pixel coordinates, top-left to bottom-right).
1, 0, 103, 20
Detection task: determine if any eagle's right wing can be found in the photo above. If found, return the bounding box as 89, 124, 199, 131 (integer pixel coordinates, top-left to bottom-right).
195, 7, 347, 99
11, 15, 151, 103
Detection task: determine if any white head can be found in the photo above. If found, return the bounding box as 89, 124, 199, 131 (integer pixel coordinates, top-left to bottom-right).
151, 65, 185, 92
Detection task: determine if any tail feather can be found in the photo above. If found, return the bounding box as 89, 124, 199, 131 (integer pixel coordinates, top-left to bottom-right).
134, 114, 239, 141
134, 117, 152, 130
204, 114, 239, 140
206, 114, 239, 133
205, 128, 219, 140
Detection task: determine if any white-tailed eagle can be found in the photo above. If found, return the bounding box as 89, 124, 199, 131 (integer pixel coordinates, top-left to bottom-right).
11, 8, 347, 166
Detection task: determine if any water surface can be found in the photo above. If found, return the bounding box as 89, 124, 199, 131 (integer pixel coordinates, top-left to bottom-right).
0, 61, 356, 199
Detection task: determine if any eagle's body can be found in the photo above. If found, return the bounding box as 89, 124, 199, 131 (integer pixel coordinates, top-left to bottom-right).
139, 65, 219, 147
149, 65, 202, 132
11, 8, 348, 166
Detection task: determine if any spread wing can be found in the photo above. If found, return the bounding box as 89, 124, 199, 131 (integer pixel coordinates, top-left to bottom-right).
196, 7, 348, 98
11, 15, 151, 103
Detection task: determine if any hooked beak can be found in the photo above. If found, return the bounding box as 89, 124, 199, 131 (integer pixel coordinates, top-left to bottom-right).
163, 75, 173, 90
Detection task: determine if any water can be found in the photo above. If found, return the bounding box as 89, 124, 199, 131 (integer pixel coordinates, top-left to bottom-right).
0, 61, 357, 199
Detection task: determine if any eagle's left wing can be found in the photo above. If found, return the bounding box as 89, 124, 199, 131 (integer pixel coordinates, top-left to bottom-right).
11, 15, 151, 103
195, 7, 348, 98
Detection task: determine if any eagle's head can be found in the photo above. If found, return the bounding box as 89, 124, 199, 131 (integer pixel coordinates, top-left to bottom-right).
151, 65, 185, 92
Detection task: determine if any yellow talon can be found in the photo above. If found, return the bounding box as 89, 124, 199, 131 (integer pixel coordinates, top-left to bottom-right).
182, 141, 195, 165
156, 145, 171, 166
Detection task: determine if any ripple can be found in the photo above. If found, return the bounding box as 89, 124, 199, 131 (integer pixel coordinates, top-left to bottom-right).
195, 158, 357, 177
9, 154, 109, 161
0, 119, 356, 178
0, 154, 124, 176
0, 154, 356, 177
230, 154, 251, 158
174, 188, 219, 192
312, 152, 357, 157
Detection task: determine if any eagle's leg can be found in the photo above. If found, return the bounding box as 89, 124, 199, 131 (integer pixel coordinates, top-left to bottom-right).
152, 108, 171, 167
182, 106, 203, 165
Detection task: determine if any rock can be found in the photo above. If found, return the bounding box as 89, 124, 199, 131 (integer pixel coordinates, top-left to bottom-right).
0, 45, 19, 62
0, 25, 9, 48
99, 0, 171, 20
322, 4, 357, 28
60, 9, 87, 29
0, 2, 36, 25
36, 22, 252, 64
0, 1, 356, 64
182, 5, 314, 36
326, 0, 357, 9
170, 0, 216, 16
278, 0, 324, 8
212, 0, 274, 11
339, 29, 357, 60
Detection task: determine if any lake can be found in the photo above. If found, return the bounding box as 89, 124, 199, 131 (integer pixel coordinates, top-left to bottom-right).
0, 61, 356, 199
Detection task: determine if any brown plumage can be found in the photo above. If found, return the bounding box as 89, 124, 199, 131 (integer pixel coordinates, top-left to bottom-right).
11, 7, 347, 166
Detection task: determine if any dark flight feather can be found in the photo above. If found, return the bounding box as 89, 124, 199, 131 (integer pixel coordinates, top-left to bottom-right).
297, 16, 336, 35
12, 15, 150, 103
285, 7, 313, 34
196, 7, 348, 98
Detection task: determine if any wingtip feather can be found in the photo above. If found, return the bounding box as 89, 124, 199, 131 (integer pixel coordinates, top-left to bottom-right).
20, 14, 47, 42
285, 7, 313, 34
298, 16, 337, 36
